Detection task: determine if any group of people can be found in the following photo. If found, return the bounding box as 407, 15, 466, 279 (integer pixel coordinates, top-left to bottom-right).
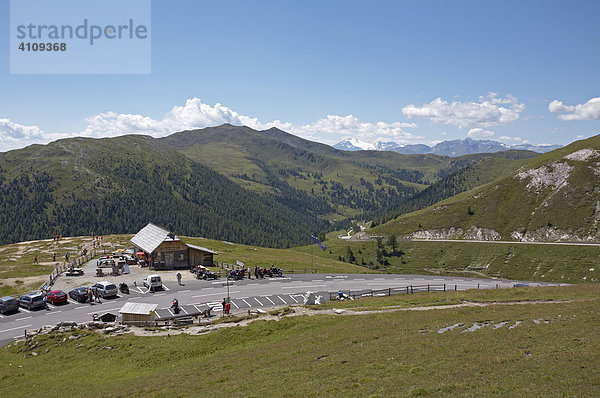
86, 286, 103, 303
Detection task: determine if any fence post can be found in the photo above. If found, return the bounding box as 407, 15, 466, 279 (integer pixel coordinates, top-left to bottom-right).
496, 283, 498, 289
478, 283, 480, 289
444, 284, 446, 292
455, 284, 457, 291
388, 288, 391, 296
410, 285, 413, 294
406, 286, 409, 294
427, 284, 430, 292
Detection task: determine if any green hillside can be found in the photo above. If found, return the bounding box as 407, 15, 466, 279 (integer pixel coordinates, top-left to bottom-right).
0, 135, 328, 247
372, 135, 600, 242
161, 124, 536, 220
1, 285, 598, 397
294, 238, 600, 283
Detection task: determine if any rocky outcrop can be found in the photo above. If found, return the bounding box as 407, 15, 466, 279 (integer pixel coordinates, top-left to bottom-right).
406, 226, 501, 241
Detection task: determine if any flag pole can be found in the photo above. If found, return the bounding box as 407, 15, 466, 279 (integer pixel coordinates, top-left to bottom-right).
311, 240, 314, 274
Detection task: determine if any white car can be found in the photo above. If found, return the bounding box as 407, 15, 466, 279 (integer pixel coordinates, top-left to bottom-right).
92, 281, 118, 298
143, 274, 162, 291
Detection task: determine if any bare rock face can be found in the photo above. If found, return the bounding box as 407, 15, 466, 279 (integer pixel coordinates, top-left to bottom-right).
406, 226, 500, 241
516, 161, 573, 193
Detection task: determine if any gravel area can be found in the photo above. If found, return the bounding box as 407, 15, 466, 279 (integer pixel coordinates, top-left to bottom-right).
50, 258, 197, 291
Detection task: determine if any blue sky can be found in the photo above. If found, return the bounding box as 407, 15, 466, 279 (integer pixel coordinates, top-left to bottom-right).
1, 0, 599, 151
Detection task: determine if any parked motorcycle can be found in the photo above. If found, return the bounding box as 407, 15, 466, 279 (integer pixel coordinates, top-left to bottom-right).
119, 282, 130, 294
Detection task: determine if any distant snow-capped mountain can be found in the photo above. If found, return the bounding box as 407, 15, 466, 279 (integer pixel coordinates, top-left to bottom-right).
333, 137, 562, 157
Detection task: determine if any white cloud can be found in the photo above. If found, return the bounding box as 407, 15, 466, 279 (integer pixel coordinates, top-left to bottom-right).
0, 98, 422, 151
467, 128, 495, 139
498, 135, 528, 144
402, 92, 525, 128
548, 97, 600, 120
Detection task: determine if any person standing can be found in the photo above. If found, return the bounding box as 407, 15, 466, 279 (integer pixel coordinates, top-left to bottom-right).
248, 267, 251, 279
176, 272, 182, 285
34, 256, 38, 264
52, 253, 56, 262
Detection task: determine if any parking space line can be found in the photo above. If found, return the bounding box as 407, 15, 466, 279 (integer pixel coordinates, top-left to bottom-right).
253, 297, 263, 306
19, 308, 31, 313
87, 307, 120, 315
193, 304, 203, 312
192, 291, 239, 299
51, 310, 62, 314
241, 298, 251, 307
0, 324, 32, 334
162, 285, 170, 291
230, 301, 239, 309
289, 295, 298, 304
276, 295, 286, 303
136, 287, 146, 294
0, 314, 4, 319
167, 308, 175, 317
265, 296, 275, 305
130, 297, 141, 300
179, 307, 188, 315
180, 290, 191, 293
16, 316, 32, 321
155, 293, 166, 296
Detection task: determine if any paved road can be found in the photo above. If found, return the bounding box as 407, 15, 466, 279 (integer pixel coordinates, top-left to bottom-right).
0, 273, 560, 345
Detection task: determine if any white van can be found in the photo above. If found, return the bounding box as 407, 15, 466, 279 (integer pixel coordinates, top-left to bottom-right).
143, 274, 162, 291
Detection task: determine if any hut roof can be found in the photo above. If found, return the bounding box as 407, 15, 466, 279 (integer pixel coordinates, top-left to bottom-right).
119, 302, 158, 315
130, 223, 179, 254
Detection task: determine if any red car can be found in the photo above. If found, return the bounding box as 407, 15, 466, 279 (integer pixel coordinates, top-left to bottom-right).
46, 290, 68, 305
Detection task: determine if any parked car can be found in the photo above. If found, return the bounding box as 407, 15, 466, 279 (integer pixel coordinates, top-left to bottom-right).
18, 292, 46, 310
69, 286, 90, 303
143, 274, 162, 291
92, 281, 118, 298
0, 296, 19, 314
45, 290, 68, 305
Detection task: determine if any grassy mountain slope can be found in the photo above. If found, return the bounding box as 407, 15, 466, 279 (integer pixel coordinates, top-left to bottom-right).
1, 285, 598, 396
161, 124, 537, 220
372, 135, 600, 241
0, 135, 328, 247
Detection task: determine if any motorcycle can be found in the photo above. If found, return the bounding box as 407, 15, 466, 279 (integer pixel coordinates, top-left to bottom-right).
171, 299, 180, 314
119, 282, 130, 294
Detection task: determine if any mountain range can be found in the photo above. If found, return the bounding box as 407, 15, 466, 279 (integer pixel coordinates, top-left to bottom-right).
3, 123, 591, 248
333, 137, 562, 156
372, 135, 600, 242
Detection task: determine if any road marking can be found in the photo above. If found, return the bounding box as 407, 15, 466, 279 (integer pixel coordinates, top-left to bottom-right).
253, 297, 264, 306
230, 301, 239, 309
19, 308, 31, 313
51, 310, 62, 314
167, 308, 175, 317
179, 307, 188, 315
241, 298, 251, 307
0, 314, 4, 319
162, 285, 170, 291
180, 290, 191, 293
192, 291, 239, 299
311, 279, 322, 282
281, 284, 325, 289
0, 324, 32, 334
136, 287, 146, 294
354, 278, 365, 281
87, 307, 120, 315
277, 295, 286, 304
130, 297, 141, 300
193, 304, 203, 312
289, 295, 298, 304
155, 293, 166, 297
265, 296, 275, 305
15, 316, 32, 321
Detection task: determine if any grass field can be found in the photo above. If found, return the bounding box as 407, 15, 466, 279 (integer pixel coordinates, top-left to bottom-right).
0, 285, 598, 397
293, 238, 600, 283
